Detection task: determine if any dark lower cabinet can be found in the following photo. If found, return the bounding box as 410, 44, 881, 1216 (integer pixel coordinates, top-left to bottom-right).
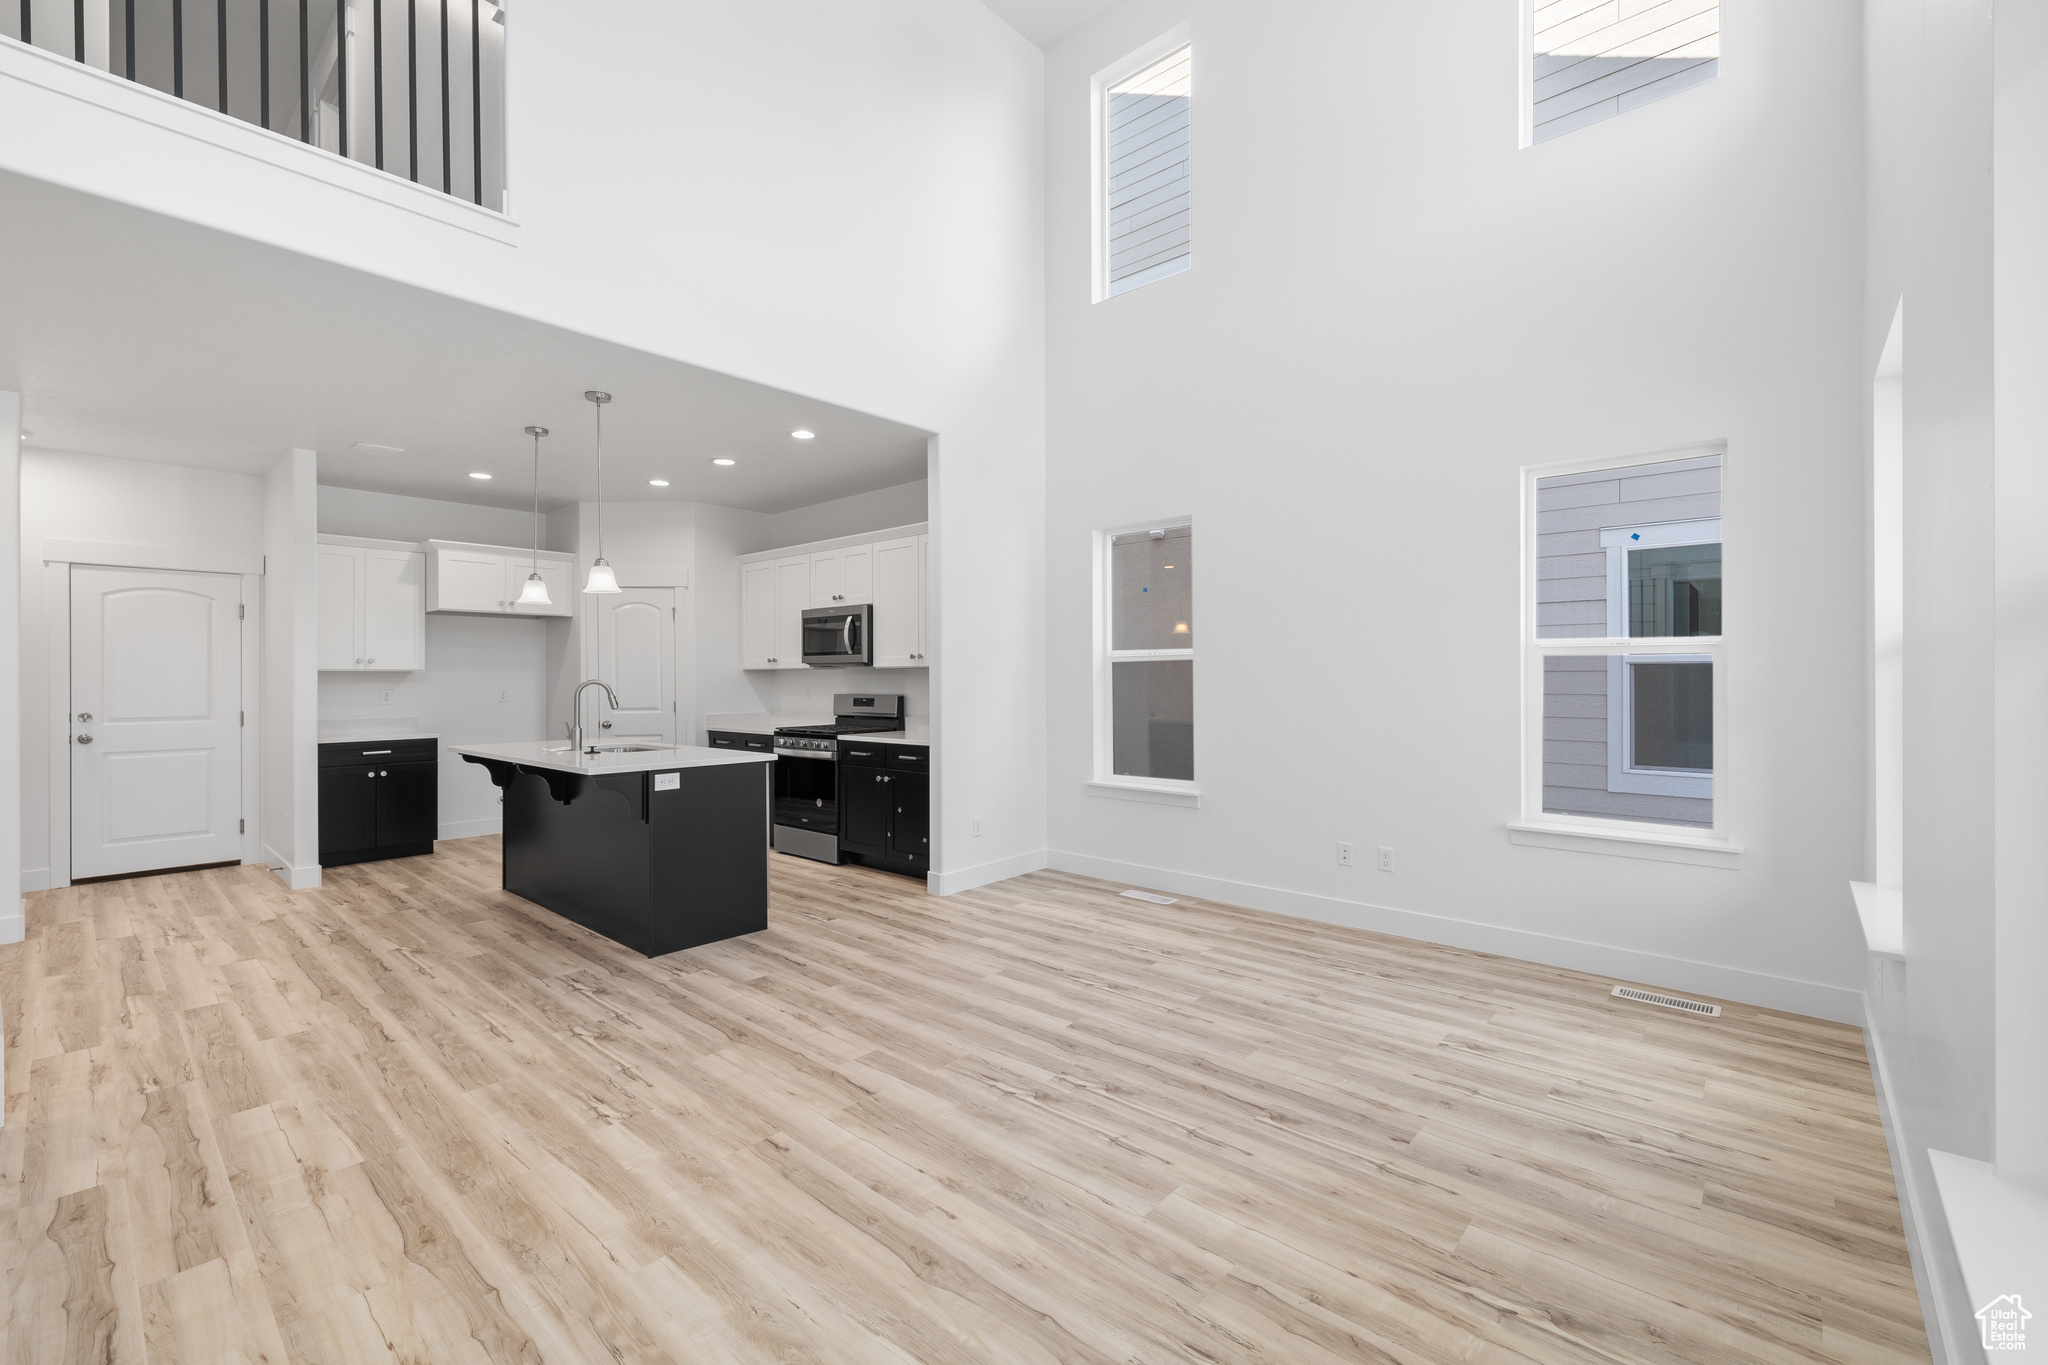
838, 744, 929, 877
319, 741, 438, 867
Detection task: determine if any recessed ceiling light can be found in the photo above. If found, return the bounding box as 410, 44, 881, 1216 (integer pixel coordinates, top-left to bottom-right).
648, 479, 670, 486
711, 457, 736, 466
469, 471, 492, 479
790, 429, 815, 440
17, 432, 28, 441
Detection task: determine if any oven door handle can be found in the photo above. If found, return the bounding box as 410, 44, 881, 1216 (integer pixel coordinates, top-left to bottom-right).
773, 748, 836, 760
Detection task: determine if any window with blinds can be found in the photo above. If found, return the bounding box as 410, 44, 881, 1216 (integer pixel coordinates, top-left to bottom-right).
1530, 0, 1719, 144
1102, 42, 1191, 297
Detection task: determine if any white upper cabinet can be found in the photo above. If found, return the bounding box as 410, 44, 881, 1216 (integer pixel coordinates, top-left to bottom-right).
810, 544, 873, 607
423, 540, 573, 616
871, 536, 923, 667
740, 522, 930, 671
317, 537, 426, 671
740, 560, 781, 669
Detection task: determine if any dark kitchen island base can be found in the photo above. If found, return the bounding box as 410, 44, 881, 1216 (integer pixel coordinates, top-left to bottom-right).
461, 752, 770, 957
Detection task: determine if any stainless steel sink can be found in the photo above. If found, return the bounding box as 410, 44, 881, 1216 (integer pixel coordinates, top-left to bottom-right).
539, 743, 666, 755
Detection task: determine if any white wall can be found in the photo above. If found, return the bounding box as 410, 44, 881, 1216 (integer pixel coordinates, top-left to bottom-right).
0, 0, 1049, 889
317, 486, 555, 838
0, 396, 22, 956
1043, 0, 1866, 1018
18, 449, 268, 888
262, 450, 319, 886
767, 480, 928, 549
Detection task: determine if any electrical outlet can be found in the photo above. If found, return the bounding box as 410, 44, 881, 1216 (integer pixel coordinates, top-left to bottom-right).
499, 689, 509, 703
379, 689, 391, 705
1336, 841, 1353, 867
1377, 846, 1395, 873
973, 817, 983, 838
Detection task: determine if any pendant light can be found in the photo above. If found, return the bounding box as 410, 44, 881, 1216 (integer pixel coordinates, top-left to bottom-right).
515, 425, 553, 606
582, 389, 621, 594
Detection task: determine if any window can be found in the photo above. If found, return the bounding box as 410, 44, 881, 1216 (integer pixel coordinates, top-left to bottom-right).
1526, 452, 1723, 835
1095, 32, 1191, 299
1526, 0, 1720, 145
1099, 524, 1194, 786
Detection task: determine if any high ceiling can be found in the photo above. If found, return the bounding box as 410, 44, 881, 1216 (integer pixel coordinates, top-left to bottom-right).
979, 0, 1123, 49
0, 171, 930, 514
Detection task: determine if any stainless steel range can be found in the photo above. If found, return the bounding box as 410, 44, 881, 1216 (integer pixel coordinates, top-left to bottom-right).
770, 693, 904, 864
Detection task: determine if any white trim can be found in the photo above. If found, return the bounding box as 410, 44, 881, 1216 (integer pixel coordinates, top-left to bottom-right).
438, 816, 502, 840
1506, 820, 1742, 867
264, 846, 322, 890
1850, 880, 1905, 959
43, 538, 264, 575
0, 35, 518, 242
928, 846, 1049, 897
316, 532, 428, 553
1863, 998, 1962, 1365
1606, 653, 1715, 799
47, 563, 69, 889
1046, 847, 1852, 1021
1599, 517, 1722, 551
1091, 24, 1192, 304
736, 522, 930, 567
1931, 1152, 2048, 1360
1085, 780, 1201, 808
0, 898, 21, 945
19, 868, 52, 893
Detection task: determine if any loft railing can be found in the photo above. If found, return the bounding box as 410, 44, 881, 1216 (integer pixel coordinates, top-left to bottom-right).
4, 0, 505, 210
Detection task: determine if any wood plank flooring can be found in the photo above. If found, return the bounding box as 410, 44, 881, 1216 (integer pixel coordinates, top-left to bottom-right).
0, 838, 1926, 1364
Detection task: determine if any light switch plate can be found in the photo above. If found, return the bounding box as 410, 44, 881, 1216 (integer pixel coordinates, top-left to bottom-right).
654, 772, 680, 791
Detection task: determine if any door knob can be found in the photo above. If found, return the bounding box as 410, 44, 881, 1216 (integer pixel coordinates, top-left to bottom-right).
76, 734, 93, 744
601, 721, 612, 729
76, 712, 91, 722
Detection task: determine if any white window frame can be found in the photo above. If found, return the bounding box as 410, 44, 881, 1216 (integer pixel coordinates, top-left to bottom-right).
1512, 446, 1737, 864
1600, 516, 1719, 800
1090, 518, 1199, 806
1091, 25, 1193, 304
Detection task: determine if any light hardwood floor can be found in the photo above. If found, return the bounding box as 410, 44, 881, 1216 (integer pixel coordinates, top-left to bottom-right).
1, 839, 1926, 1364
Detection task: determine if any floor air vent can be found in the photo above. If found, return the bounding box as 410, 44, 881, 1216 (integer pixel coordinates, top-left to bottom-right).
1611, 985, 1721, 1017
1120, 889, 1178, 905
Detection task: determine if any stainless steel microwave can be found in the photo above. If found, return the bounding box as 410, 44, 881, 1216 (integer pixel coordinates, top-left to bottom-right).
801, 604, 872, 667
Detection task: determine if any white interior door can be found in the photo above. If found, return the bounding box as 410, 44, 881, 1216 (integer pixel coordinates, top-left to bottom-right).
71, 566, 243, 879
588, 587, 676, 743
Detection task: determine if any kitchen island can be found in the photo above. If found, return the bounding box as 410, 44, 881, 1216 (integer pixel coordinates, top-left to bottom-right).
450, 740, 774, 956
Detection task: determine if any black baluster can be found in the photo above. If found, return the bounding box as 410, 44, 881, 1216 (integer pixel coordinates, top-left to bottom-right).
125, 0, 135, 80
372, 0, 382, 167
216, 0, 226, 111
72, 0, 81, 61
259, 0, 269, 126
18, 0, 27, 48
437, 0, 448, 192
336, 0, 346, 155
173, 0, 183, 97
298, 0, 307, 140
406, 0, 416, 181
469, 0, 480, 204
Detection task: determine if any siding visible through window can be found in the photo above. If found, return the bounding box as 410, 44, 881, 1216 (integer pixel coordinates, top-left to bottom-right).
1531, 0, 1719, 144
1106, 45, 1191, 294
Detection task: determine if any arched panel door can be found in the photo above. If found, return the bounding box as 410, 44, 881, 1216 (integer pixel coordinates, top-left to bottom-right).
71, 566, 243, 878
589, 587, 676, 745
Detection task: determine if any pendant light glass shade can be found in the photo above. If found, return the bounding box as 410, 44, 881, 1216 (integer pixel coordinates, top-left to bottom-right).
520, 425, 553, 606
583, 390, 623, 593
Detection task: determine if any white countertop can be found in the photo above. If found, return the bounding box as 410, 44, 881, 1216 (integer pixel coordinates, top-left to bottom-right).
319, 726, 439, 743
449, 740, 774, 777
702, 713, 929, 747
703, 712, 827, 735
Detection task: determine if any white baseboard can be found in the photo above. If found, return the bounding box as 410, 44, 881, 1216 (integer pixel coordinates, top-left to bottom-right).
263, 845, 321, 890
19, 868, 53, 894
0, 898, 22, 945
929, 847, 1050, 896
438, 817, 502, 840
1046, 849, 1863, 1024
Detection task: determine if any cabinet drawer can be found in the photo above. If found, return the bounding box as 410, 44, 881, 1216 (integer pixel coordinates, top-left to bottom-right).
706, 731, 746, 749
320, 739, 435, 767
742, 735, 774, 752
885, 745, 927, 772
837, 741, 887, 768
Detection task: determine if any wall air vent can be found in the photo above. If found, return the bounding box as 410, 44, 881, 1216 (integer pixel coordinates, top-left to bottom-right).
1120, 889, 1178, 905
1611, 985, 1721, 1017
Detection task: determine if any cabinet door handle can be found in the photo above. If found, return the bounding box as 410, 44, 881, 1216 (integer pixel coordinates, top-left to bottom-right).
367, 772, 375, 779
380, 770, 388, 777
